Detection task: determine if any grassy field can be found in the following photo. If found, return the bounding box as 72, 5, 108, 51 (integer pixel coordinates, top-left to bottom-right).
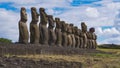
5, 48, 120, 68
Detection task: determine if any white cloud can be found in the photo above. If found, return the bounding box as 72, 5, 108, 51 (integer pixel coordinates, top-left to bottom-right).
0, 0, 37, 4
46, 9, 54, 15
0, 0, 120, 44
114, 10, 120, 32
100, 37, 120, 44
66, 0, 73, 3
86, 7, 99, 18
10, 0, 70, 9
105, 2, 120, 10
96, 27, 120, 37
0, 8, 19, 42
0, 0, 118, 27
96, 27, 120, 44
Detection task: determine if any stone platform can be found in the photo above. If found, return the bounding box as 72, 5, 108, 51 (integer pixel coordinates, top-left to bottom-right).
0, 43, 104, 55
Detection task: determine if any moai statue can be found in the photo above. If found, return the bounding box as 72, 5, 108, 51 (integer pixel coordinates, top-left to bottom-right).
74, 26, 80, 48
55, 18, 62, 47
18, 7, 29, 44
66, 24, 73, 47
78, 29, 84, 48
39, 7, 48, 45
61, 21, 68, 47
86, 30, 91, 49
48, 15, 56, 46
30, 7, 39, 44
70, 24, 76, 48
89, 28, 97, 49
81, 22, 87, 48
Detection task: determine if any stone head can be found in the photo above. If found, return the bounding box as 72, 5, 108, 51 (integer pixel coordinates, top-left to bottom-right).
70, 24, 73, 27
67, 24, 72, 34
70, 24, 75, 34
78, 29, 84, 37
20, 7, 27, 22
81, 22, 87, 32
48, 15, 53, 18
48, 15, 55, 28
31, 7, 36, 11
55, 18, 61, 28
65, 23, 68, 32
89, 27, 95, 33
61, 21, 67, 32
55, 18, 60, 22
74, 26, 78, 30
31, 7, 39, 22
74, 26, 78, 35
39, 7, 45, 12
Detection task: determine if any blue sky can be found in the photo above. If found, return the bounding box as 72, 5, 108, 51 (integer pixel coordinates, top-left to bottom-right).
0, 0, 120, 44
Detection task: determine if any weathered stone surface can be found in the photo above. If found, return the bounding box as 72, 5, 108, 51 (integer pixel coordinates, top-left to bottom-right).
30, 7, 39, 44
39, 7, 48, 45
78, 29, 84, 48
67, 24, 73, 47
89, 28, 97, 49
0, 56, 82, 68
61, 21, 68, 47
17, 7, 97, 49
55, 18, 62, 47
18, 7, 29, 44
74, 26, 80, 48
70, 24, 76, 48
0, 43, 103, 56
81, 22, 87, 48
86, 31, 91, 49
48, 15, 56, 46
86, 30, 92, 49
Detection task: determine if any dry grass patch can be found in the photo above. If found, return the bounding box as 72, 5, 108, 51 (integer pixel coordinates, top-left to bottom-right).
4, 48, 120, 68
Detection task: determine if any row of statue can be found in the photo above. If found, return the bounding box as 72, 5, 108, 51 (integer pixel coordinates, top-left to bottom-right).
18, 7, 97, 49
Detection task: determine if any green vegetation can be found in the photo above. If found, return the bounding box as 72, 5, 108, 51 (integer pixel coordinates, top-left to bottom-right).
98, 44, 120, 49
90, 48, 120, 58
4, 48, 120, 68
0, 38, 12, 43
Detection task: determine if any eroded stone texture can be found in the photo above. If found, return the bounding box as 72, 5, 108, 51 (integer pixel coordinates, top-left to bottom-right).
0, 56, 82, 68
86, 31, 92, 49
70, 24, 76, 48
61, 21, 68, 47
30, 7, 39, 44
81, 22, 87, 48
89, 28, 97, 49
18, 7, 29, 44
66, 24, 73, 47
74, 26, 80, 48
48, 15, 56, 46
78, 29, 84, 48
39, 8, 48, 45
55, 18, 62, 47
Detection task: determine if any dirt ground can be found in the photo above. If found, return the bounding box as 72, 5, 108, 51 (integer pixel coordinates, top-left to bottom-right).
0, 43, 120, 68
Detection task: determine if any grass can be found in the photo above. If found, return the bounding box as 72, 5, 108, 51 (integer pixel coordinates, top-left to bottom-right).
91, 48, 120, 58
98, 44, 120, 49
5, 48, 120, 68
